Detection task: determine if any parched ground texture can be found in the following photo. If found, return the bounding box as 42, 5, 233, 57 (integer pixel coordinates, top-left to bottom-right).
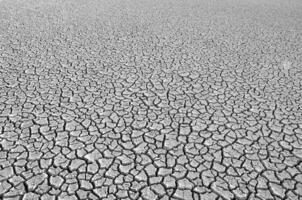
0, 0, 302, 199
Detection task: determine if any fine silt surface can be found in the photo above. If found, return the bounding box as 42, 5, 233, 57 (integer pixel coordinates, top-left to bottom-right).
0, 0, 302, 199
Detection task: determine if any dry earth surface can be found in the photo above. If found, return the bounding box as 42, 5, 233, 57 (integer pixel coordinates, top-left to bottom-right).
0, 0, 302, 199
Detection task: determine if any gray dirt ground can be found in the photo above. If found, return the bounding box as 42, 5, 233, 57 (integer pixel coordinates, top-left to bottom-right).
0, 0, 302, 199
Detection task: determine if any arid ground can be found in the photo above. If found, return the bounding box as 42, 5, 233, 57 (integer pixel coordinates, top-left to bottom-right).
0, 0, 302, 199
